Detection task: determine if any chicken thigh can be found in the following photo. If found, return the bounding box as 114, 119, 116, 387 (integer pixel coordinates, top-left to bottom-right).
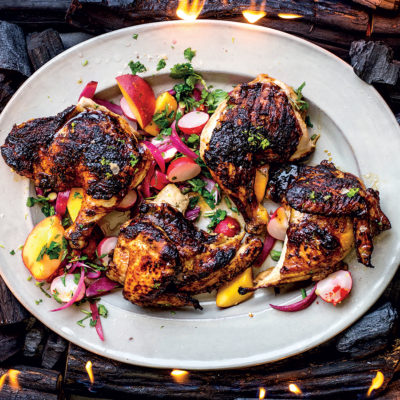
200, 74, 317, 235
1, 97, 152, 248
107, 185, 262, 309
241, 161, 391, 291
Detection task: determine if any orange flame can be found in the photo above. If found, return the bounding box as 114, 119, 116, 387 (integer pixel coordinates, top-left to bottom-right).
278, 13, 302, 19
367, 371, 384, 397
259, 386, 266, 399
85, 361, 94, 384
171, 369, 189, 383
176, 0, 205, 22
289, 383, 302, 395
242, 0, 266, 24
0, 369, 21, 391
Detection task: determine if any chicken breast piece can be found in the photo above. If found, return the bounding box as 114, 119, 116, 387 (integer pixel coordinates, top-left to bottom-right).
200, 74, 317, 235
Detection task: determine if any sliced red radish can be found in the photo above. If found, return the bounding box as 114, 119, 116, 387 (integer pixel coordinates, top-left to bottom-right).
50, 274, 86, 303
120, 96, 137, 121
167, 156, 201, 182
316, 270, 352, 306
55, 190, 70, 216
177, 111, 209, 135
116, 190, 137, 211
267, 206, 288, 241
151, 170, 169, 191
97, 237, 118, 266
214, 216, 240, 237
270, 285, 317, 312
161, 147, 178, 162
78, 81, 98, 101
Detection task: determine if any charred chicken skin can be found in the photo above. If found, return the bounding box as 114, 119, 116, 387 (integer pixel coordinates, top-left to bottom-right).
107, 185, 262, 309
244, 161, 391, 291
1, 97, 152, 249
200, 74, 317, 235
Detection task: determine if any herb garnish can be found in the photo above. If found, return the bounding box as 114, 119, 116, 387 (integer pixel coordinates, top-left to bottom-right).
309, 191, 316, 202
305, 116, 313, 128
156, 59, 166, 71
73, 191, 83, 199
26, 195, 55, 217
224, 196, 238, 213
128, 60, 147, 75
347, 187, 360, 198
129, 154, 139, 167
36, 240, 64, 262
132, 33, 138, 40
184, 47, 196, 62
204, 209, 227, 230
9, 249, 15, 255
293, 82, 309, 111
270, 250, 282, 262
188, 178, 216, 209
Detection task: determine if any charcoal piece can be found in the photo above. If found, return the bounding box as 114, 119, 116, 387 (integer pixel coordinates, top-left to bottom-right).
41, 332, 68, 369
0, 276, 29, 325
23, 324, 46, 359
0, 387, 57, 400
0, 21, 31, 77
59, 32, 94, 49
336, 302, 398, 358
26, 29, 65, 71
0, 325, 23, 362
349, 40, 400, 85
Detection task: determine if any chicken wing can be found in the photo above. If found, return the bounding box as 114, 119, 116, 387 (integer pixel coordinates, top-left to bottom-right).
200, 74, 317, 235
107, 184, 263, 309
241, 161, 391, 291
1, 97, 152, 248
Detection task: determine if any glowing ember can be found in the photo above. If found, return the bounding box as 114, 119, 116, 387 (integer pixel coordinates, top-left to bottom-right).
278, 13, 302, 19
367, 371, 384, 397
85, 361, 95, 384
171, 369, 189, 383
0, 369, 20, 391
242, 10, 267, 24
176, 0, 205, 22
289, 383, 302, 395
259, 386, 266, 399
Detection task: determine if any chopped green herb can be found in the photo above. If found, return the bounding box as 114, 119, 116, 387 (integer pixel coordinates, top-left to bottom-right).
129, 153, 139, 167
310, 134, 317, 141
188, 196, 199, 210
188, 178, 216, 209
185, 134, 200, 148
305, 116, 313, 128
224, 196, 238, 213
27, 276, 32, 281
36, 241, 62, 262
205, 209, 227, 230
293, 82, 309, 111
60, 275, 66, 287
347, 187, 360, 198
62, 216, 72, 227
247, 128, 270, 150
82, 60, 88, 67
132, 33, 138, 40
301, 288, 307, 299
270, 250, 282, 262
9, 249, 15, 255
309, 191, 316, 201
184, 47, 196, 62
73, 191, 83, 199
201, 88, 229, 114
26, 195, 55, 217
36, 282, 51, 298
170, 310, 176, 315
156, 59, 166, 71
52, 289, 63, 304
128, 60, 147, 75
323, 194, 332, 201
153, 283, 161, 289
35, 299, 43, 305
98, 304, 108, 318
153, 105, 174, 130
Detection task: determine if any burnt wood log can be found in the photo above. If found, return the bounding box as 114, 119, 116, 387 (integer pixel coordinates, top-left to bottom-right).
336, 302, 398, 358
41, 332, 68, 369
26, 29, 65, 71
0, 366, 60, 394
373, 13, 400, 34
0, 277, 28, 325
0, 387, 57, 400
352, 0, 399, 10
23, 319, 46, 360
64, 342, 400, 399
350, 40, 400, 84
0, 325, 24, 362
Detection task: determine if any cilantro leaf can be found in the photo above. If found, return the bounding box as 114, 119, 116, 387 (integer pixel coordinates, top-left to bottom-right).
205, 209, 227, 230
156, 59, 166, 71
347, 187, 360, 198
128, 60, 147, 75
184, 47, 196, 62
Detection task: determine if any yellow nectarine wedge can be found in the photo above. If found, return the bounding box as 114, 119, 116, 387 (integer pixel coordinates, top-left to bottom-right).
255, 169, 268, 204
22, 215, 66, 281
216, 267, 254, 308
116, 74, 156, 128
67, 188, 84, 222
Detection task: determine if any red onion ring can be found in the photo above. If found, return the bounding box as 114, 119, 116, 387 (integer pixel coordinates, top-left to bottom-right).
78, 81, 98, 101
269, 286, 317, 312
143, 141, 166, 173
89, 301, 104, 341
170, 121, 198, 160
256, 234, 276, 267
93, 98, 123, 115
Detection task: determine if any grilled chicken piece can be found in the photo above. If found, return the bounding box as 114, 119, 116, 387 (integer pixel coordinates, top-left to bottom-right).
107, 184, 262, 309
243, 161, 391, 291
200, 74, 317, 235
1, 97, 152, 248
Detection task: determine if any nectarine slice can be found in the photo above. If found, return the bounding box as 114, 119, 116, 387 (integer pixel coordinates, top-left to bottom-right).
22, 215, 66, 281
67, 188, 84, 222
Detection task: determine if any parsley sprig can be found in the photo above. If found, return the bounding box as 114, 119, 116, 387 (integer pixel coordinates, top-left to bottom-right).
204, 209, 227, 230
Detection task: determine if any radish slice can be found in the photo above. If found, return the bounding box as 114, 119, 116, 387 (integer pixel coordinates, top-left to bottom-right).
178, 111, 209, 135
116, 190, 137, 211
51, 268, 85, 312
89, 302, 105, 341
161, 147, 178, 162
120, 96, 137, 121
78, 81, 98, 101
55, 190, 70, 216
316, 270, 353, 306
143, 141, 166, 173
270, 286, 317, 312
267, 206, 288, 241
151, 170, 169, 191
255, 234, 276, 267
167, 156, 201, 182
214, 216, 240, 237
50, 274, 86, 303
94, 98, 123, 115
86, 270, 101, 279
170, 121, 198, 159
97, 237, 118, 266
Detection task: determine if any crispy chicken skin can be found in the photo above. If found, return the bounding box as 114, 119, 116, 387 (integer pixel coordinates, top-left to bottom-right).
242, 161, 391, 291
107, 185, 262, 309
200, 74, 316, 235
1, 98, 152, 248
